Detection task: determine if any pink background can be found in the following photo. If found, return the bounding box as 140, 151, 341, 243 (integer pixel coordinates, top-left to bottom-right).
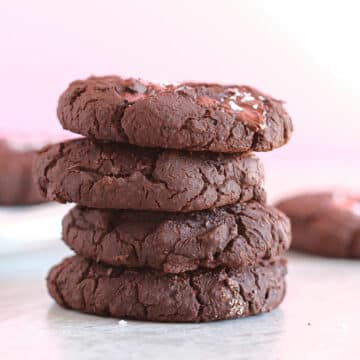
1, 0, 359, 198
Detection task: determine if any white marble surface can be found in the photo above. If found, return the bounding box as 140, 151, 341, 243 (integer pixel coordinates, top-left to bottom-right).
0, 203, 72, 255
1, 240, 360, 360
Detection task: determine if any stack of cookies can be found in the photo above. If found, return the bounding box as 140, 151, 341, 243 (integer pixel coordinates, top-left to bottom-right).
34, 76, 293, 322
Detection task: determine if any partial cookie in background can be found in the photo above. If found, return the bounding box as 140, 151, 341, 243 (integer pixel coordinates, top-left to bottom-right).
57, 76, 293, 153
34, 138, 266, 212
276, 192, 360, 258
62, 202, 291, 273
0, 141, 46, 205
47, 255, 287, 323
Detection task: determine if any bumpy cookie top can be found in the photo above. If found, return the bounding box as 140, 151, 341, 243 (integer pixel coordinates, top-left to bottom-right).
106, 78, 269, 130
58, 76, 293, 153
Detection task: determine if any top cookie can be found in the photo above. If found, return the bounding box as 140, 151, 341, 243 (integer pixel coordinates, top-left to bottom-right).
58, 76, 293, 153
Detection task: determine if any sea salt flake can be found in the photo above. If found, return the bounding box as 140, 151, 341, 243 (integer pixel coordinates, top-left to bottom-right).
229, 100, 243, 112
158, 81, 173, 87
252, 104, 259, 110
258, 95, 265, 101
241, 92, 255, 103
175, 85, 193, 93
118, 320, 128, 327
259, 122, 267, 130
227, 88, 243, 97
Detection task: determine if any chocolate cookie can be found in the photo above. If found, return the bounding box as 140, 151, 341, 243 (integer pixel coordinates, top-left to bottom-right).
0, 141, 45, 205
34, 138, 265, 212
47, 255, 286, 322
63, 202, 290, 273
57, 76, 293, 153
276, 192, 360, 258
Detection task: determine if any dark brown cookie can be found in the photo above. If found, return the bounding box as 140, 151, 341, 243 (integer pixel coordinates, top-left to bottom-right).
57, 76, 293, 153
63, 202, 290, 273
34, 138, 265, 212
47, 255, 287, 322
0, 141, 46, 205
276, 192, 360, 258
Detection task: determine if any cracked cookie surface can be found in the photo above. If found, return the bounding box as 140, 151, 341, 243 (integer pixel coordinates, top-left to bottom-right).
34, 138, 266, 211
276, 192, 360, 258
47, 255, 287, 322
63, 202, 290, 273
57, 76, 293, 153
